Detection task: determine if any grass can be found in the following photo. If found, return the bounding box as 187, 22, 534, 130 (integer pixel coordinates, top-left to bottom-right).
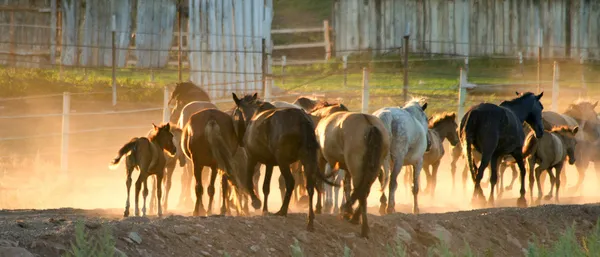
63, 219, 116, 257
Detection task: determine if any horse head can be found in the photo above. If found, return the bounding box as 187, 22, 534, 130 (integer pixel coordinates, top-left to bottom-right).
151, 123, 177, 156
515, 91, 545, 139
554, 126, 579, 165
565, 100, 600, 140
432, 112, 460, 146
404, 97, 430, 151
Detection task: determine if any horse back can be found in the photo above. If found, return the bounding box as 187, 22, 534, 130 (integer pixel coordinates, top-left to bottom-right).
373, 107, 427, 159
179, 101, 218, 128
185, 109, 238, 164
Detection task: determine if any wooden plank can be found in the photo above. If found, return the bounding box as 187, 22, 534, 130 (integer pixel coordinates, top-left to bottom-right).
271, 27, 324, 34
0, 6, 51, 12
273, 42, 327, 50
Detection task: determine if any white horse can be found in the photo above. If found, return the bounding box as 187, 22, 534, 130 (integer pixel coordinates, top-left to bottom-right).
373, 98, 430, 215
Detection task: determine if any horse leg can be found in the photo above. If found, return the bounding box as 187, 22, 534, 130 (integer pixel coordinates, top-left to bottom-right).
134, 171, 146, 217
487, 155, 500, 206
220, 174, 229, 215
450, 157, 458, 193
461, 164, 468, 196
192, 160, 206, 216
431, 161, 441, 198
278, 174, 286, 206
262, 165, 274, 214
163, 161, 176, 213
411, 160, 423, 214
207, 165, 218, 215
245, 158, 261, 210
505, 164, 518, 191
177, 163, 189, 209
304, 161, 317, 232
124, 165, 134, 217
422, 164, 432, 195
534, 166, 545, 205
156, 173, 164, 217
527, 156, 536, 203
387, 154, 404, 214
544, 167, 557, 201
472, 152, 492, 207
275, 164, 294, 217
554, 163, 564, 203
511, 150, 529, 208
379, 154, 391, 215
149, 176, 157, 215
322, 163, 334, 214
359, 194, 370, 238
497, 162, 506, 198
142, 176, 150, 217
333, 169, 345, 214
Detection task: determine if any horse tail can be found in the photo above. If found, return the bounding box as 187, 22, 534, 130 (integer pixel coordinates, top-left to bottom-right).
462, 111, 478, 182
300, 117, 339, 187
204, 119, 236, 183
375, 111, 393, 193
109, 138, 139, 170
362, 125, 384, 197
522, 132, 538, 158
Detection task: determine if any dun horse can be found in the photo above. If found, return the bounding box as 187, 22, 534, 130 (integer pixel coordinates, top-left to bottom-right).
180, 108, 254, 216
373, 98, 430, 215
421, 112, 460, 196
232, 93, 335, 232
460, 91, 545, 207
523, 126, 579, 204
109, 123, 177, 217
315, 111, 390, 238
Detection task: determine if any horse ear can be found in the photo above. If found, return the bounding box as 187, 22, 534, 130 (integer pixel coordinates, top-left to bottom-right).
165, 123, 171, 131
252, 92, 258, 100
572, 126, 579, 134
421, 102, 428, 111
152, 123, 158, 130
536, 92, 544, 100
450, 112, 457, 120
515, 91, 520, 96
232, 93, 241, 106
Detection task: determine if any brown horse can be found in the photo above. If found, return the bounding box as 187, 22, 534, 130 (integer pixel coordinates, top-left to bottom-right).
109, 123, 177, 217
315, 111, 390, 238
232, 93, 334, 232
147, 123, 186, 214
293, 96, 319, 112
422, 112, 460, 197
523, 126, 579, 204
180, 108, 254, 216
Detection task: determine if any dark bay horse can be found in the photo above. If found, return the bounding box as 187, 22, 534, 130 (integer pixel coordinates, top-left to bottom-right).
460, 91, 545, 207
180, 108, 255, 216
232, 92, 335, 232
293, 96, 319, 112
315, 111, 390, 238
109, 123, 177, 217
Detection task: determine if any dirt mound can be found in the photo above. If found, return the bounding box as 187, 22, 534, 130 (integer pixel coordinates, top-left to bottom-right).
0, 204, 598, 257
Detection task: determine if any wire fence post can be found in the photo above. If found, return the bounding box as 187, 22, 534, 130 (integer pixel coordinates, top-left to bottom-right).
580, 53, 587, 97
518, 52, 523, 76
552, 61, 559, 112
163, 86, 170, 123
177, 1, 183, 83
362, 67, 369, 114
111, 15, 117, 107
464, 56, 469, 80
61, 92, 71, 173
537, 29, 543, 94
265, 54, 273, 102
403, 22, 411, 104
458, 68, 467, 121
342, 55, 348, 88
261, 38, 267, 98
281, 55, 286, 88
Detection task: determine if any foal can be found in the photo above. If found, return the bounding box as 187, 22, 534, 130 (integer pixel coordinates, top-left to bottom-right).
109, 123, 177, 217
523, 126, 579, 204
422, 112, 459, 197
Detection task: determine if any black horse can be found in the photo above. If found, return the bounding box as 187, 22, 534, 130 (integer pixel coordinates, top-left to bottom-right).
459, 91, 545, 208
232, 92, 335, 232
168, 81, 212, 123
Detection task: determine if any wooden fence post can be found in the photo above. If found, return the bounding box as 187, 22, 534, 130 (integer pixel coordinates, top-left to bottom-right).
362, 67, 369, 114
111, 15, 117, 107
163, 86, 170, 123
178, 0, 183, 82
61, 92, 71, 173
323, 20, 331, 60
518, 52, 523, 76
537, 29, 543, 93
457, 68, 467, 121
552, 61, 559, 112
281, 55, 286, 87
403, 22, 410, 104
342, 55, 348, 88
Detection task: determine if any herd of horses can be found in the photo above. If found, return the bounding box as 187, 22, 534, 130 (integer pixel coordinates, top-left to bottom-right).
108, 81, 600, 238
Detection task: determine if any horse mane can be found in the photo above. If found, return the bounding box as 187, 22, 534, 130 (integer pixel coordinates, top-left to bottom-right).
310, 101, 347, 113
238, 93, 274, 110
550, 125, 576, 134
403, 97, 427, 108
429, 112, 456, 129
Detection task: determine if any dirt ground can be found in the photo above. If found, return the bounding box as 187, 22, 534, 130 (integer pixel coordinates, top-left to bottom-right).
2, 91, 600, 256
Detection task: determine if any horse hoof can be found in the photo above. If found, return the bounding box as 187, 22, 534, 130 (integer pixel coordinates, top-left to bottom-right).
505, 185, 513, 190
274, 210, 287, 217
379, 204, 387, 216
251, 199, 262, 210
544, 195, 553, 201
306, 223, 315, 232
386, 207, 396, 214
413, 207, 420, 215
517, 197, 528, 208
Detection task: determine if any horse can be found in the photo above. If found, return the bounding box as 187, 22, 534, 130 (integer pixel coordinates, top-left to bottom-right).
147, 123, 186, 214
232, 92, 335, 232
314, 111, 390, 238
460, 91, 545, 208
523, 126, 579, 205
540, 100, 600, 194
308, 102, 351, 214
272, 101, 303, 110
108, 123, 177, 217
180, 108, 255, 216
372, 97, 430, 215
421, 112, 460, 197
292, 96, 319, 112
175, 101, 221, 212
